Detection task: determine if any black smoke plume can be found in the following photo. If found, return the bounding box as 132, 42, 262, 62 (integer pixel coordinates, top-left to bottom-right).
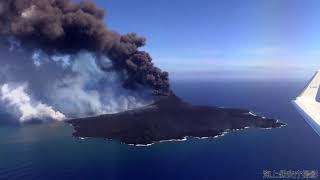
0, 0, 171, 96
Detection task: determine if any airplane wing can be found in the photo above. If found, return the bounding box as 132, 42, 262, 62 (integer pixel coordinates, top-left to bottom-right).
292, 70, 320, 136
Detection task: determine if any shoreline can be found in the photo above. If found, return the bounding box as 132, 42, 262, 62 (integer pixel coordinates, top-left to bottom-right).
71, 121, 286, 147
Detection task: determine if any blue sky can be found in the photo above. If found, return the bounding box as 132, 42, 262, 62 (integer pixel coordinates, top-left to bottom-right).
96, 0, 320, 79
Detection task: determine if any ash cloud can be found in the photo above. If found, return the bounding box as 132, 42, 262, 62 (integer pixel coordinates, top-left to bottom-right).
0, 0, 171, 95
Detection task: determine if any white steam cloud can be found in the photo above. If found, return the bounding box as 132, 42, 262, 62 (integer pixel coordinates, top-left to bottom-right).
47, 52, 152, 117
0, 42, 153, 123
0, 83, 66, 122
21, 5, 37, 19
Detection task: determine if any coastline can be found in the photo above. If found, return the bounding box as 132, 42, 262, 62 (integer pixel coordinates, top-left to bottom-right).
71, 120, 286, 147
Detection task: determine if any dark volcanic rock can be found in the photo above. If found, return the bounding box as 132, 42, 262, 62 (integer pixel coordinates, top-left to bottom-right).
68, 95, 285, 145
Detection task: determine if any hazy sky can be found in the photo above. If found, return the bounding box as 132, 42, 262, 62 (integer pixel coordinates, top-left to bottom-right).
96, 0, 320, 79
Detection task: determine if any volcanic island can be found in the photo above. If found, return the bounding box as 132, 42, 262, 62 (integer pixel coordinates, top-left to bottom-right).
68, 93, 285, 146
0, 0, 285, 146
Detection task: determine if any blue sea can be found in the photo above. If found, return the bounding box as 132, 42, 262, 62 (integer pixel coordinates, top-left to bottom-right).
0, 78, 319, 180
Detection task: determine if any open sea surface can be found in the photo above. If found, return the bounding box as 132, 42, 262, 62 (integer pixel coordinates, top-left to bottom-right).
0, 78, 319, 180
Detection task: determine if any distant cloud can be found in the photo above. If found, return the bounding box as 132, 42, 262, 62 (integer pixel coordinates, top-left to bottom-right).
248, 47, 286, 55
152, 44, 320, 81
231, 46, 287, 57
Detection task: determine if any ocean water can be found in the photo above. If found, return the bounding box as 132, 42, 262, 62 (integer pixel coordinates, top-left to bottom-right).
0, 78, 319, 180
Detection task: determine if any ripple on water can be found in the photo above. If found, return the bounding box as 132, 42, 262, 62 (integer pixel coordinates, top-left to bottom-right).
0, 161, 35, 180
